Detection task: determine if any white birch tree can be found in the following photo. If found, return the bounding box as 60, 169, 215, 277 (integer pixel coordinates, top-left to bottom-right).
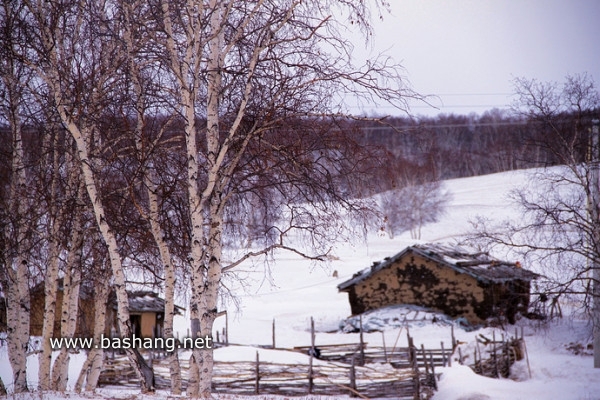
38, 125, 65, 391
74, 252, 110, 392
119, 1, 183, 391
22, 0, 155, 391
0, 0, 33, 392
5, 0, 420, 396
51, 176, 86, 391
155, 0, 418, 395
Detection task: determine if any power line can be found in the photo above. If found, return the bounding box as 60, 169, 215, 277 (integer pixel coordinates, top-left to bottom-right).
357, 120, 529, 131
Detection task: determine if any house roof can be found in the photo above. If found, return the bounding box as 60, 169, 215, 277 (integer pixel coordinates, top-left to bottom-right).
111, 291, 185, 315
338, 243, 540, 291
29, 278, 95, 300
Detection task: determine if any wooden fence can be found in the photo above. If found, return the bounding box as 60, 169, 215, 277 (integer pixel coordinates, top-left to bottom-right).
99, 352, 423, 399
293, 320, 455, 371
293, 341, 452, 370
99, 334, 447, 398
456, 328, 530, 379
98, 317, 459, 398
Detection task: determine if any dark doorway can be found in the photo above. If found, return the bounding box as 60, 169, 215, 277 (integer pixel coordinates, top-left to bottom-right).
130, 314, 141, 337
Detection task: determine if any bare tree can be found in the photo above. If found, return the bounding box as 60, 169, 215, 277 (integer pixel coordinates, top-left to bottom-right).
74, 248, 111, 392
154, 0, 419, 395
119, 1, 184, 391
22, 0, 155, 391
467, 73, 600, 365
380, 179, 451, 239
0, 0, 35, 392
51, 176, 87, 391
3, 0, 420, 396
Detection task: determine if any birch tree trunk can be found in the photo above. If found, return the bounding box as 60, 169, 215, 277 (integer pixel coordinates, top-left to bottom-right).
1, 28, 31, 391
121, 2, 183, 390
65, 121, 155, 392
147, 179, 182, 394
51, 265, 80, 391
51, 177, 85, 391
39, 132, 64, 391
74, 270, 109, 392
5, 259, 30, 394
159, 1, 204, 393
25, 0, 155, 391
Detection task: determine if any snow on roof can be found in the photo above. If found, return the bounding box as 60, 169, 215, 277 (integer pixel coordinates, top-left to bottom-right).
338, 243, 539, 291
110, 291, 185, 315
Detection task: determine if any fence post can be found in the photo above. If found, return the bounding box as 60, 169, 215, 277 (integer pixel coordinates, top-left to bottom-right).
359, 315, 365, 366
382, 331, 388, 363
429, 352, 437, 390
225, 311, 229, 345
255, 351, 260, 395
523, 335, 532, 379
349, 358, 357, 397
408, 336, 420, 400
309, 317, 315, 394
505, 341, 510, 377
493, 331, 500, 378
311, 316, 315, 348
441, 341, 446, 367
308, 353, 314, 394
272, 318, 276, 349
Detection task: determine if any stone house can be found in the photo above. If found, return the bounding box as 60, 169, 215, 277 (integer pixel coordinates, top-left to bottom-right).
338, 244, 539, 324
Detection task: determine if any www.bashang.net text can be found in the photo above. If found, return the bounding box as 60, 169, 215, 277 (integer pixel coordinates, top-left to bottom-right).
49, 334, 212, 353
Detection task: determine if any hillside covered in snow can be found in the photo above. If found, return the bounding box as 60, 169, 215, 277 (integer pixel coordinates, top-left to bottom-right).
2, 168, 600, 400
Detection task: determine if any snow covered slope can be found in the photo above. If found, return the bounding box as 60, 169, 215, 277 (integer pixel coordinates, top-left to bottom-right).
3, 168, 600, 399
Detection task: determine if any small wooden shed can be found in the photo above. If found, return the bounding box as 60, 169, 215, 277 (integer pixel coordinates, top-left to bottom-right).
1, 284, 184, 339
338, 244, 539, 324
106, 291, 185, 338
28, 279, 96, 338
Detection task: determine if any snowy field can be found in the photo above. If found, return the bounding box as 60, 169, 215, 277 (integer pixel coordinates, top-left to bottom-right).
2, 168, 600, 400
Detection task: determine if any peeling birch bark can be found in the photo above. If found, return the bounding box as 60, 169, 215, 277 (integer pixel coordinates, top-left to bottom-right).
39, 132, 63, 391
51, 180, 84, 391
74, 274, 108, 392
5, 259, 30, 393
122, 3, 183, 389
1, 59, 31, 393
26, 0, 156, 389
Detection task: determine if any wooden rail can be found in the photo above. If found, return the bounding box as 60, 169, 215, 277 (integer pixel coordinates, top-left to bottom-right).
99, 354, 421, 399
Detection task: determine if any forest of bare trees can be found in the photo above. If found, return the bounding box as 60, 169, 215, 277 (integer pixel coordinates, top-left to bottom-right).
0, 0, 416, 395
466, 73, 600, 368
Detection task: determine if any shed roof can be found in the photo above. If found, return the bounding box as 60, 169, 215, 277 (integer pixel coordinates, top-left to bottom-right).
338, 243, 539, 291
111, 291, 185, 315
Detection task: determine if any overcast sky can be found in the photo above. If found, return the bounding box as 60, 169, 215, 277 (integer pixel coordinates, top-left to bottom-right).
351, 0, 600, 117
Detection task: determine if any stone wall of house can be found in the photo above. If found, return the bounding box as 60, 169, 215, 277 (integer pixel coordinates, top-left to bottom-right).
347, 251, 486, 323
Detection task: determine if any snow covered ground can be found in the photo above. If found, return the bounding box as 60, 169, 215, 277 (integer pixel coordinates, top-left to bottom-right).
3, 168, 600, 399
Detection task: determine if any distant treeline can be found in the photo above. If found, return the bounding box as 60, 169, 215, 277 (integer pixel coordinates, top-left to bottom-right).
348, 108, 600, 192
2, 109, 598, 203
